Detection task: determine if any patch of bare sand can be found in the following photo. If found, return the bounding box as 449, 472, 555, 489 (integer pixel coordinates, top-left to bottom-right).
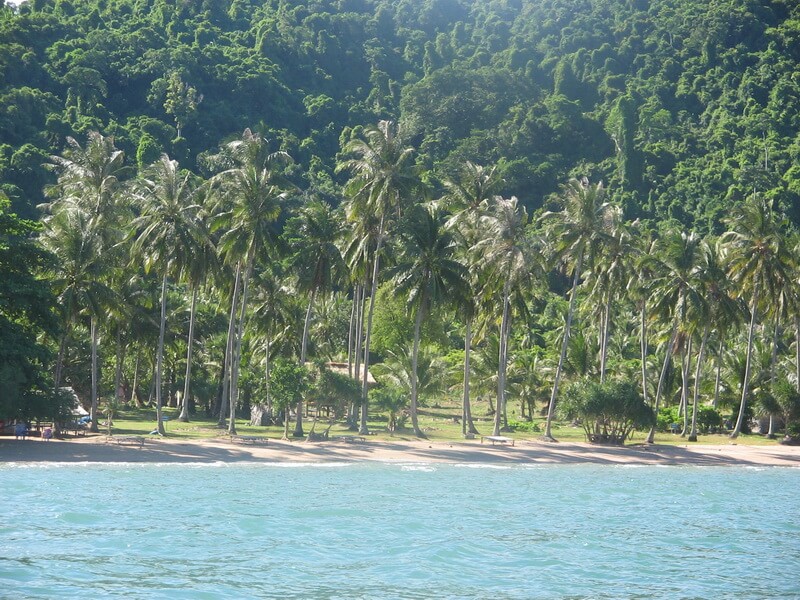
1, 435, 799, 467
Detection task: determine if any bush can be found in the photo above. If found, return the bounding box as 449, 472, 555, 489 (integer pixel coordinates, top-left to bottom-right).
372, 385, 407, 433
657, 406, 681, 432
696, 406, 722, 433
507, 419, 540, 433
562, 380, 655, 445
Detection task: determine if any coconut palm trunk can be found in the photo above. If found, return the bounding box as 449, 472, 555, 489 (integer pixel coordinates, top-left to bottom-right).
154, 271, 169, 435
713, 338, 723, 409
795, 316, 800, 395
178, 285, 198, 422
347, 284, 358, 378
360, 216, 386, 435
295, 288, 317, 437
219, 263, 242, 427
600, 295, 612, 383
790, 315, 800, 397
544, 251, 583, 440
131, 353, 140, 406
640, 303, 648, 404
493, 277, 512, 436
462, 316, 479, 436
410, 300, 426, 438
53, 294, 76, 390
731, 293, 759, 439
645, 322, 678, 444
265, 337, 272, 417
680, 335, 693, 436
89, 316, 100, 433
688, 327, 709, 441
767, 317, 780, 439
114, 326, 124, 403
229, 252, 256, 436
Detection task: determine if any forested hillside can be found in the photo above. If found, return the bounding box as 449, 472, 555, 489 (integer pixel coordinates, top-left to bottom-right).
2, 0, 799, 229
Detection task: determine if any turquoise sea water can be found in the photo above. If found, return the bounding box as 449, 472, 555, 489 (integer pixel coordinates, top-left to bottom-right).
1, 462, 798, 599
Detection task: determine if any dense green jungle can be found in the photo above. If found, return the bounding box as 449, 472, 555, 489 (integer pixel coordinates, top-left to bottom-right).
2, 0, 800, 443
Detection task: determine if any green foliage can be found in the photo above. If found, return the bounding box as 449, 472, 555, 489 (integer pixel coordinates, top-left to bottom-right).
506, 419, 540, 433
0, 195, 59, 419
307, 364, 360, 418
696, 406, 723, 434
2, 0, 798, 230
657, 406, 681, 433
135, 134, 161, 171
372, 384, 407, 432
268, 359, 309, 412
562, 380, 655, 444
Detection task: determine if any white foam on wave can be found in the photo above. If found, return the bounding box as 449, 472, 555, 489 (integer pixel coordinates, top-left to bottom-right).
397, 463, 437, 472
454, 463, 514, 470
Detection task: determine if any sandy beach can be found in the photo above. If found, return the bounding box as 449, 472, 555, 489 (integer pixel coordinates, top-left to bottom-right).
1, 434, 799, 467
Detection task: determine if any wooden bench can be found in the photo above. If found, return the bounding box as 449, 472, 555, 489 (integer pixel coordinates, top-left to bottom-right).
481, 435, 515, 446
232, 435, 268, 445
334, 435, 366, 443
110, 436, 145, 448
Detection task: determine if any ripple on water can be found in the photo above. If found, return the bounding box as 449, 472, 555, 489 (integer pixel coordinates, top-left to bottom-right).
2, 463, 799, 599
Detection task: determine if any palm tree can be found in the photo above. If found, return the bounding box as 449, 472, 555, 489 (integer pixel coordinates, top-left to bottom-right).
721, 196, 792, 438
43, 132, 128, 431
642, 230, 708, 443
39, 207, 114, 432
372, 346, 447, 427
388, 205, 469, 437
337, 120, 417, 434
588, 215, 631, 382
284, 200, 345, 435
475, 196, 536, 437
541, 178, 617, 440
130, 154, 206, 434
689, 240, 743, 439
44, 132, 127, 224
250, 264, 294, 425
442, 161, 501, 437
210, 129, 293, 435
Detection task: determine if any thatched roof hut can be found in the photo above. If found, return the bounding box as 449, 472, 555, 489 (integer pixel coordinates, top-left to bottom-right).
324, 362, 377, 386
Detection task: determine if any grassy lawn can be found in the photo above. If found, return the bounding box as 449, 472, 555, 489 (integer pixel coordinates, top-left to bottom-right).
100, 400, 780, 447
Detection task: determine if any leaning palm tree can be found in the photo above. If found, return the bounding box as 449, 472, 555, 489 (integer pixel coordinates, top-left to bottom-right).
541, 178, 618, 440
475, 196, 536, 437
337, 120, 417, 434
130, 154, 206, 434
209, 129, 293, 435
284, 199, 346, 436
721, 196, 792, 438
388, 205, 469, 437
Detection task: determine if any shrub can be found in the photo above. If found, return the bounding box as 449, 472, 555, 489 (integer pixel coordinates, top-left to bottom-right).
562, 380, 655, 445
696, 406, 722, 433
372, 385, 407, 433
507, 419, 540, 433
657, 406, 681, 432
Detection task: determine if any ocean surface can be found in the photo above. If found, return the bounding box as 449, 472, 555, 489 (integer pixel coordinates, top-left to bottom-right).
1, 462, 798, 599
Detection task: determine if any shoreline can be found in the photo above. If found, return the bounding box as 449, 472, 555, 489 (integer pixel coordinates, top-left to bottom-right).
1, 435, 800, 467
